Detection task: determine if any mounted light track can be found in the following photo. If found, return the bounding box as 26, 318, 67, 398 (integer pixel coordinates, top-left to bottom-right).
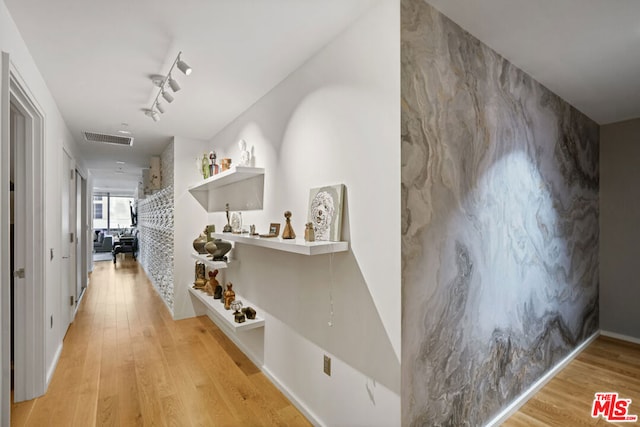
144, 51, 192, 121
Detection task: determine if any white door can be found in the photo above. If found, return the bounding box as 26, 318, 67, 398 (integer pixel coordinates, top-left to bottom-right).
61, 150, 77, 324
75, 171, 83, 305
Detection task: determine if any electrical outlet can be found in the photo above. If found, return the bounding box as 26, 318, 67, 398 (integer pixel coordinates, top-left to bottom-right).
324, 355, 331, 376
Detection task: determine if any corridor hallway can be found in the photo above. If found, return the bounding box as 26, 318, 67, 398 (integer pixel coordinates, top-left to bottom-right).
11, 259, 310, 426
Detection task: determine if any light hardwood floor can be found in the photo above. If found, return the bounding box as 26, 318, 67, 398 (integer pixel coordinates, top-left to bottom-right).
505, 336, 640, 426
11, 258, 311, 426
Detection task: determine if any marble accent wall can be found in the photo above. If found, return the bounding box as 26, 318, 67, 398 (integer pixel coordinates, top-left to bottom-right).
401, 1, 599, 425
138, 185, 175, 312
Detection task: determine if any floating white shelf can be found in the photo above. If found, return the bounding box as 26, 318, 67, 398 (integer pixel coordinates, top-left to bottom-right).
188, 166, 265, 212
188, 166, 265, 193
212, 232, 348, 256
190, 253, 230, 269
188, 286, 264, 332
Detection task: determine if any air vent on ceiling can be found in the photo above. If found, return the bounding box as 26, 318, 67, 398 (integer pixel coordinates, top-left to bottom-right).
83, 131, 134, 147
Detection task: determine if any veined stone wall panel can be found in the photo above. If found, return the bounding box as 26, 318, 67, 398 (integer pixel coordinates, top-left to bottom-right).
401, 1, 599, 425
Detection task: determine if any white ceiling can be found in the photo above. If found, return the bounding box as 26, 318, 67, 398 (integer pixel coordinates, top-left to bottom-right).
425, 0, 640, 125
5, 0, 640, 194
4, 0, 375, 193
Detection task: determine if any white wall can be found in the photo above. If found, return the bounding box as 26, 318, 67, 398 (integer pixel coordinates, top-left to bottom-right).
174, 1, 401, 425
0, 0, 85, 400
600, 118, 640, 340
172, 136, 209, 319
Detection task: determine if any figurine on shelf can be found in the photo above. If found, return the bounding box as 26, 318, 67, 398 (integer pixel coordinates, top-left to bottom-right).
202, 153, 210, 179
249, 224, 257, 236
206, 269, 219, 297
224, 283, 236, 310
304, 222, 315, 242
231, 300, 245, 323
282, 211, 296, 239
206, 224, 215, 241
242, 306, 257, 320
238, 139, 251, 167
193, 229, 208, 254
209, 151, 218, 176
223, 203, 232, 233
221, 158, 232, 172
214, 280, 223, 299
193, 262, 206, 289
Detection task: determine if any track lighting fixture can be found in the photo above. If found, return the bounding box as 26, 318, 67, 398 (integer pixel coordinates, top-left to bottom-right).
168, 75, 181, 92
144, 109, 160, 122
144, 51, 192, 121
162, 90, 174, 103
177, 59, 192, 76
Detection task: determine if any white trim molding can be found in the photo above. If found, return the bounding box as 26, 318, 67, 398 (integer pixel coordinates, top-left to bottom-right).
600, 330, 640, 345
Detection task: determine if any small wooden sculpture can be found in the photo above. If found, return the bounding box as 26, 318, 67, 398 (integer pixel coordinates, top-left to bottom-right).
224, 283, 236, 310
206, 269, 219, 297
193, 262, 206, 289
242, 307, 257, 320
231, 300, 245, 323
282, 211, 296, 239
304, 222, 315, 242
223, 203, 232, 233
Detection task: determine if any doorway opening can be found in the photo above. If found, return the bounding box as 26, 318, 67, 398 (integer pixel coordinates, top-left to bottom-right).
2, 54, 47, 424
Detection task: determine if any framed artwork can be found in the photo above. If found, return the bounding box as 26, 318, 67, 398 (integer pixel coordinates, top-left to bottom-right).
307, 184, 344, 241
260, 223, 280, 238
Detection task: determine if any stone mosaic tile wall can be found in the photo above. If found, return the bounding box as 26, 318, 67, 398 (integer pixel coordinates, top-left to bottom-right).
138, 185, 175, 312
401, 1, 599, 425
161, 141, 174, 189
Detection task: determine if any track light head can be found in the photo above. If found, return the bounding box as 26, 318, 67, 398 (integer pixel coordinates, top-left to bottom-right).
162, 90, 174, 103
168, 75, 181, 92
144, 109, 160, 122
156, 102, 165, 114
177, 59, 192, 76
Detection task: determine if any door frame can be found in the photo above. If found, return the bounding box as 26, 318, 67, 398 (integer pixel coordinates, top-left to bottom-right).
1, 52, 47, 414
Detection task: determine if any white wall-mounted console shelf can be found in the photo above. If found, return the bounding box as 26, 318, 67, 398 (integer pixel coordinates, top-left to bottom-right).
188, 287, 264, 332
188, 166, 265, 212
190, 253, 230, 269
212, 232, 348, 256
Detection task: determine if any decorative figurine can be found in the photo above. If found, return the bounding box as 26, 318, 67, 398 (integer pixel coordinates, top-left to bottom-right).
209, 151, 217, 176
249, 225, 257, 236
231, 300, 245, 323
242, 306, 257, 320
202, 153, 210, 179
221, 158, 232, 171
206, 269, 219, 297
193, 262, 206, 289
223, 203, 232, 233
193, 229, 208, 254
282, 211, 296, 239
238, 139, 251, 167
304, 222, 315, 242
224, 283, 236, 310
214, 280, 223, 299
206, 224, 215, 241
205, 239, 232, 261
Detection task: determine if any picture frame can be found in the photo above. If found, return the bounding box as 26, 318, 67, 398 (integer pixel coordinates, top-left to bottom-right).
307, 184, 345, 241
260, 223, 280, 238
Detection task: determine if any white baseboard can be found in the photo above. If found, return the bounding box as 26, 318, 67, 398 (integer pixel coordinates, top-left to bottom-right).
46, 342, 63, 386
485, 331, 600, 426
261, 365, 323, 427
600, 330, 640, 345
199, 309, 323, 427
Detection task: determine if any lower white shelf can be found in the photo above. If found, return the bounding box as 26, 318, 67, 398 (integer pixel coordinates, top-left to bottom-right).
191, 253, 230, 269
188, 286, 265, 332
